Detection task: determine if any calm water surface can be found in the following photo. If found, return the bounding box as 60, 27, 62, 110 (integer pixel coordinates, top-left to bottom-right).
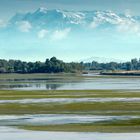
1, 98, 140, 104
1, 75, 140, 90
0, 127, 140, 140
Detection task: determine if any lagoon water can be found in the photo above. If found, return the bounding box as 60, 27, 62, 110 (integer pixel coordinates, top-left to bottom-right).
1, 75, 140, 90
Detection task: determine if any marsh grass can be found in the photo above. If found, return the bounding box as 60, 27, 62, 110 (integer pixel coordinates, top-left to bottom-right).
0, 90, 140, 100
0, 101, 140, 115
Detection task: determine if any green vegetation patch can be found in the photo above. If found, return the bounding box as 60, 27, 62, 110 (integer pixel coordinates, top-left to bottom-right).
0, 90, 140, 100
0, 101, 140, 115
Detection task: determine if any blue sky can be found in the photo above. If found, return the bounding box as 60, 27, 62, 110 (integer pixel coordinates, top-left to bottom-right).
0, 0, 140, 62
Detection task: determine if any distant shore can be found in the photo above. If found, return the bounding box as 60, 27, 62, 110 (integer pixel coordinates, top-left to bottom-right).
100, 71, 140, 76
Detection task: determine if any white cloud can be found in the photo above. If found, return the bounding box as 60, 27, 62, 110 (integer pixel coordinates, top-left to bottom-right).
17, 21, 32, 32
89, 20, 99, 29
89, 15, 104, 29
117, 18, 140, 35
0, 20, 7, 28
51, 28, 71, 41
38, 29, 49, 39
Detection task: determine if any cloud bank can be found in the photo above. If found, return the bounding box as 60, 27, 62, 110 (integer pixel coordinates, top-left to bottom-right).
51, 28, 71, 41
17, 21, 32, 32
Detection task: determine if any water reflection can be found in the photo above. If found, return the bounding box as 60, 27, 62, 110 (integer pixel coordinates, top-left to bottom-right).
1, 76, 140, 90
45, 84, 62, 90
0, 83, 64, 90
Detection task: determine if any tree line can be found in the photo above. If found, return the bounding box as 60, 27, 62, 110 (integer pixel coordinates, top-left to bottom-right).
0, 57, 140, 73
82, 58, 140, 71
0, 57, 82, 73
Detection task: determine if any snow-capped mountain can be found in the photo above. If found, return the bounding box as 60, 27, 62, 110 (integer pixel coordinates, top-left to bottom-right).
7, 7, 140, 31
9, 8, 87, 30
80, 57, 124, 63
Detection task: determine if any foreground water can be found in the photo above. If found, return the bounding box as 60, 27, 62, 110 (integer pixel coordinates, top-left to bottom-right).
0, 74, 140, 139
0, 114, 138, 126
1, 97, 140, 104
0, 127, 140, 140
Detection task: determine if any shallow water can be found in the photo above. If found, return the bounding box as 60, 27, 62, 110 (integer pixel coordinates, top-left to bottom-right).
1, 76, 140, 90
0, 114, 138, 126
0, 75, 140, 137
1, 97, 140, 104
0, 127, 140, 140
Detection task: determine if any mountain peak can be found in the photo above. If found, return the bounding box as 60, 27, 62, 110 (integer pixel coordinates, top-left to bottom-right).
35, 8, 64, 14
36, 7, 48, 13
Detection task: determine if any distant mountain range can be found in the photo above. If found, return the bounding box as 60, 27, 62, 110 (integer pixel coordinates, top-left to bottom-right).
80, 57, 124, 63
4, 7, 140, 32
